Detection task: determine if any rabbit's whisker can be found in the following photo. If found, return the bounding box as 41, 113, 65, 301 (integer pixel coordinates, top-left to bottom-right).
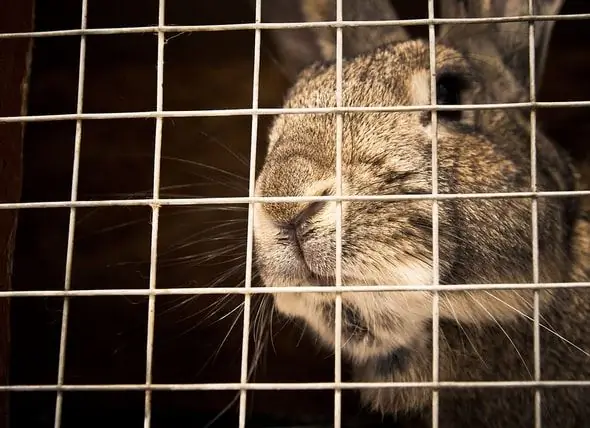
483, 291, 590, 359
467, 291, 533, 379
443, 294, 489, 369
161, 155, 249, 183
159, 248, 246, 269
194, 129, 251, 168
160, 222, 246, 255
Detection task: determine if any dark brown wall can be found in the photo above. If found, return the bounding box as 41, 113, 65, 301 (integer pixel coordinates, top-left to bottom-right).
0, 1, 34, 427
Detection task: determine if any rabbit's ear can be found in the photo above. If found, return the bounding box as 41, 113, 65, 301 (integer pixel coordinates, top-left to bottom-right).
258, 0, 410, 80
438, 0, 564, 91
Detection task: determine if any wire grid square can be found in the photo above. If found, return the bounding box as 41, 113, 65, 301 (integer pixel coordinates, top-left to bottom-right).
1, 0, 590, 427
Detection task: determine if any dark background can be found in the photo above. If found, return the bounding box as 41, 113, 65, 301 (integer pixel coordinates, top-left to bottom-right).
5, 0, 590, 427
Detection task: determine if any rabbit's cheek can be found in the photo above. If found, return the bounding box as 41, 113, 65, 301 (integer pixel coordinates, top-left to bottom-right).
272, 292, 318, 321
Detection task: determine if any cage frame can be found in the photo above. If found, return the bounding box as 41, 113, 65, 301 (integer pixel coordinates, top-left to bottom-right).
0, 0, 589, 427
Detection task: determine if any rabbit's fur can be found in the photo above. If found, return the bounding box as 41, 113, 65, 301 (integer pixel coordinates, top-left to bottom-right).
252, 0, 590, 426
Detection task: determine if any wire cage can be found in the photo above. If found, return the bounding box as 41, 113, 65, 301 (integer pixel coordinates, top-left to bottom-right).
0, 0, 589, 427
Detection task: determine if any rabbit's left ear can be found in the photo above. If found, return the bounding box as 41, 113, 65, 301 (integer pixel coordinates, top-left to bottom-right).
438, 0, 565, 91
255, 0, 410, 81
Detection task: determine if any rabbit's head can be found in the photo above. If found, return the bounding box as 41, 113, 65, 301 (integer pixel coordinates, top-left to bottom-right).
253, 0, 574, 364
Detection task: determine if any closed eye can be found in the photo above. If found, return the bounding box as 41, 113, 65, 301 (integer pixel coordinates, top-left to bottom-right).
436, 72, 465, 121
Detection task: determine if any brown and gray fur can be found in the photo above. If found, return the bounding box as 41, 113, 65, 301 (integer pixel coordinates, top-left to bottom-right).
253, 0, 590, 427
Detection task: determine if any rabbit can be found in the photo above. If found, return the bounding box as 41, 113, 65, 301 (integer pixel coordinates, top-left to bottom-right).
252, 0, 590, 427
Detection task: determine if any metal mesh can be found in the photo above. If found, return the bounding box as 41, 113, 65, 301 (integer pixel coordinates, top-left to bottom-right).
1, 0, 589, 428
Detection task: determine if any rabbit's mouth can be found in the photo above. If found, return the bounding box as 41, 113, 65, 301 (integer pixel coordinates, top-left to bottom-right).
270, 284, 430, 363
319, 300, 375, 343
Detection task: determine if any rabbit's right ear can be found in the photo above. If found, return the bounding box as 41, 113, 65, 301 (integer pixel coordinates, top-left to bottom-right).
257, 0, 410, 80
438, 0, 565, 93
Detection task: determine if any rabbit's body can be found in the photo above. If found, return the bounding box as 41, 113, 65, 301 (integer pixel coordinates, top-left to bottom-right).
357, 219, 590, 427
252, 0, 590, 426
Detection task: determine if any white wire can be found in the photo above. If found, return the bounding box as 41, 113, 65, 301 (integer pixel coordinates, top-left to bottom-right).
142, 0, 166, 426
0, 281, 589, 298
334, 0, 344, 426
4, 379, 590, 392
53, 1, 87, 426
528, 1, 542, 427
237, 0, 262, 425
1, 190, 590, 211
1, 100, 589, 123
427, 0, 440, 426
1, 13, 589, 39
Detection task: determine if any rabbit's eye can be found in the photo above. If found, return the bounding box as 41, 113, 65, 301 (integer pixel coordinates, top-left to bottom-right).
436, 73, 464, 121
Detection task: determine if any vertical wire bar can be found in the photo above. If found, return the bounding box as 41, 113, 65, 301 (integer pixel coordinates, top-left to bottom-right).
53, 2, 88, 426
427, 1, 440, 427
528, 1, 541, 427
144, 1, 166, 426
238, 0, 262, 425
334, 0, 344, 427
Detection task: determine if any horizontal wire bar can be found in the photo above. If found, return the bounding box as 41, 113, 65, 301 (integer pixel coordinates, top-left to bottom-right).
3, 380, 590, 392
1, 13, 590, 39
2, 101, 590, 123
1, 189, 589, 210
3, 282, 590, 298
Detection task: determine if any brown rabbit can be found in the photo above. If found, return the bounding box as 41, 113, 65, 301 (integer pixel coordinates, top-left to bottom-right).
252, 0, 590, 427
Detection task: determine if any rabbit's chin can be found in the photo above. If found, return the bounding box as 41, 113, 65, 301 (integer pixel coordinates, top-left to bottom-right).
269, 276, 432, 365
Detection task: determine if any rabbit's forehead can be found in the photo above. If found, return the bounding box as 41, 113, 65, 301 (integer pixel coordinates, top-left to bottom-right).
265, 41, 469, 156
286, 41, 468, 110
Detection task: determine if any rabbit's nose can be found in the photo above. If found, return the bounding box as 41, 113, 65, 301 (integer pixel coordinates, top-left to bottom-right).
260, 181, 333, 226
279, 200, 328, 266
270, 189, 331, 253
278, 198, 327, 249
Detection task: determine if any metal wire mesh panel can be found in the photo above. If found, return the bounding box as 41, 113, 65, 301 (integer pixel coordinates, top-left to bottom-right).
1, 0, 590, 427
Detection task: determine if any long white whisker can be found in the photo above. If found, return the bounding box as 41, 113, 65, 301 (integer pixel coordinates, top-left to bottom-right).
76, 204, 247, 240
443, 295, 488, 369
159, 250, 246, 269
160, 224, 246, 255
161, 155, 248, 182
195, 130, 250, 167
210, 299, 245, 325
169, 235, 245, 255
467, 292, 533, 379
511, 291, 557, 334
213, 305, 245, 360
484, 291, 590, 358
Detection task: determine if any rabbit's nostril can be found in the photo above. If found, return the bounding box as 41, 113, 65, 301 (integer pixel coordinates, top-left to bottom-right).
291, 200, 326, 229
278, 200, 325, 249
276, 193, 329, 258
278, 187, 330, 232
260, 179, 334, 226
